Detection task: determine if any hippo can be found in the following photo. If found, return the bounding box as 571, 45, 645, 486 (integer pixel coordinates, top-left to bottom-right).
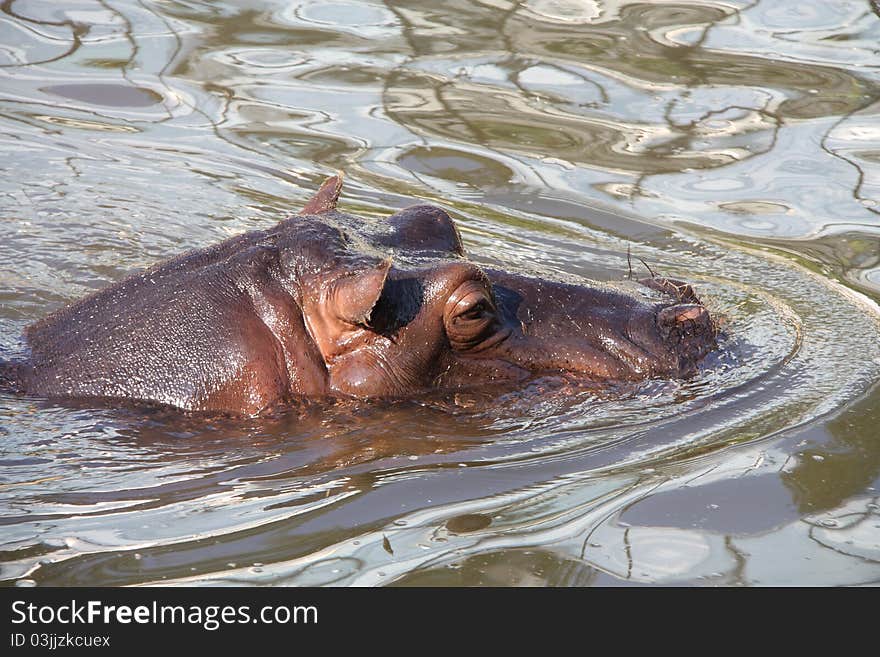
0, 175, 716, 415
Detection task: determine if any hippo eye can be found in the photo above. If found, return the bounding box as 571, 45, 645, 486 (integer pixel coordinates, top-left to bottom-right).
458, 299, 491, 321
444, 280, 498, 350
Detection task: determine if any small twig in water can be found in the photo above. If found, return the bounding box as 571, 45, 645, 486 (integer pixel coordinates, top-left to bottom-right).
638, 257, 658, 279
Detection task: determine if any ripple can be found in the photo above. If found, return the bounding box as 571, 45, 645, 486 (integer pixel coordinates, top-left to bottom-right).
397, 146, 514, 186
42, 83, 163, 108
296, 1, 396, 29
523, 0, 602, 24
279, 0, 400, 40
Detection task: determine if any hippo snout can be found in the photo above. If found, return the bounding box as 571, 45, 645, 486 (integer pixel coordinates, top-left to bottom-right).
657, 303, 713, 341
653, 302, 716, 375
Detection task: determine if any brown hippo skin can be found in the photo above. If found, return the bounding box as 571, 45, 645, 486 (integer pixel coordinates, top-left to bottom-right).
1, 175, 716, 415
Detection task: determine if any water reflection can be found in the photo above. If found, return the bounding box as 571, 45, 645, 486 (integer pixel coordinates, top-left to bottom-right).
781, 383, 880, 515
1, 0, 879, 586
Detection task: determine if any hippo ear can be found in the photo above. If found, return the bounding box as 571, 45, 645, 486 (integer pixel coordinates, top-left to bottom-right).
301, 172, 344, 214
333, 258, 392, 327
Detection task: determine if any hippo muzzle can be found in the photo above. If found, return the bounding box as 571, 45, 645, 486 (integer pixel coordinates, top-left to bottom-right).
435, 269, 717, 390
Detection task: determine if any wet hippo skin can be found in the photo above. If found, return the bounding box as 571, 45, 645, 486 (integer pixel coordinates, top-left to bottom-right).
2, 175, 717, 415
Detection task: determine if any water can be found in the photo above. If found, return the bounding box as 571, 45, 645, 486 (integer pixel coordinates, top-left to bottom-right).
1, 0, 879, 586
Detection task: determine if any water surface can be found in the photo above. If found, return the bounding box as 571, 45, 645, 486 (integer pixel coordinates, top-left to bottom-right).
1, 0, 879, 586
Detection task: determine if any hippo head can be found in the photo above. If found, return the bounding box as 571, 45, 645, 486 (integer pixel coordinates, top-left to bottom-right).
276, 175, 717, 399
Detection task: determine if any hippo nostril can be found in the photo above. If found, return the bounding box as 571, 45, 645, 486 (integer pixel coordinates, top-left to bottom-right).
657, 304, 711, 341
